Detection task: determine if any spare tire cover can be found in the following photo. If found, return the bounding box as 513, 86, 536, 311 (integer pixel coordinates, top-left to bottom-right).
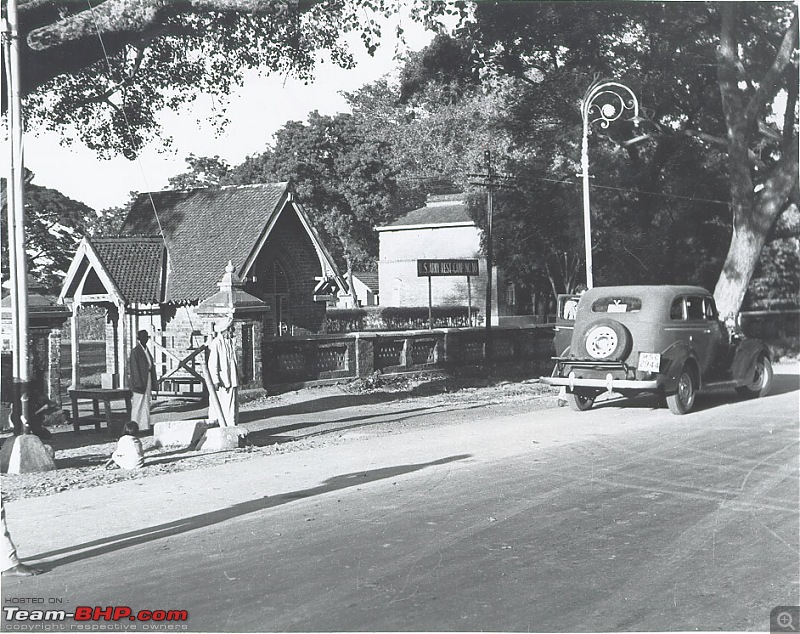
576, 318, 632, 361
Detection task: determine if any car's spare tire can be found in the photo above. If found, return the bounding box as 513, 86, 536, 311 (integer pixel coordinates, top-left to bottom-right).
576, 318, 632, 361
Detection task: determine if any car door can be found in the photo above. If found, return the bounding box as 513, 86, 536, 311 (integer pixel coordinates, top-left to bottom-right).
703, 296, 732, 378
666, 295, 716, 377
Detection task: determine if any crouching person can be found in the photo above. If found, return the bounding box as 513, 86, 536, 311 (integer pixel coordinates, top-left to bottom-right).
105, 422, 144, 470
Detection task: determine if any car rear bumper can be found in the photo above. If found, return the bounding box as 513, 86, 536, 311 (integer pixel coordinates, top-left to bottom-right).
540, 373, 660, 392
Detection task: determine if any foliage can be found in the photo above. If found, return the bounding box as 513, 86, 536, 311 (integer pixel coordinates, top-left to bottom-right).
1, 178, 97, 290
745, 207, 800, 310
13, 0, 468, 159
455, 1, 798, 316
344, 43, 518, 189
398, 33, 478, 103
167, 155, 232, 190
167, 111, 425, 270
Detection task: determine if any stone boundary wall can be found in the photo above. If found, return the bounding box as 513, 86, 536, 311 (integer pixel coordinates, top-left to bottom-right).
262, 325, 557, 389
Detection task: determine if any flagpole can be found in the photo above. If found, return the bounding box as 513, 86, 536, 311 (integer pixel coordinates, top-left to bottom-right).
2, 13, 20, 389
0, 0, 55, 473
7, 0, 31, 433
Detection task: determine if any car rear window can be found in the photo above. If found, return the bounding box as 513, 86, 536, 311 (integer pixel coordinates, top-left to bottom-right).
591, 296, 642, 313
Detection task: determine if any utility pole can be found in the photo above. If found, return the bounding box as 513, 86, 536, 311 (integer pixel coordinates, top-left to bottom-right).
469, 150, 507, 362
2, 14, 20, 390
1, 0, 55, 472
4, 0, 31, 433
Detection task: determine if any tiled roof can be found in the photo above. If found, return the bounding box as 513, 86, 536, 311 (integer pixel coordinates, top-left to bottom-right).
120, 184, 288, 303
90, 237, 165, 304
382, 194, 472, 229
353, 271, 379, 292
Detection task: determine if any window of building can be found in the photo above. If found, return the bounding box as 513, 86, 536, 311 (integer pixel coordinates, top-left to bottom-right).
262, 260, 291, 336
505, 282, 517, 306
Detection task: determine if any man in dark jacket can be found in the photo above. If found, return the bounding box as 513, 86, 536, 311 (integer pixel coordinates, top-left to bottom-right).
128, 330, 157, 432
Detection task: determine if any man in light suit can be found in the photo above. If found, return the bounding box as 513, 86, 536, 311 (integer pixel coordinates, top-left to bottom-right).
207, 317, 239, 427
128, 330, 157, 431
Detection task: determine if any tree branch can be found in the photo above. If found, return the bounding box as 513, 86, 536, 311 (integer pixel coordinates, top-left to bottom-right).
744, 5, 798, 128
13, 0, 317, 95
23, 0, 301, 51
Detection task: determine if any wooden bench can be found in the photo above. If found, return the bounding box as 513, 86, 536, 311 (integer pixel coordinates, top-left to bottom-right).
69, 388, 132, 433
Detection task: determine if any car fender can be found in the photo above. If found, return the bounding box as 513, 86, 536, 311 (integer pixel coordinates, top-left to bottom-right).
659, 341, 699, 391
731, 339, 770, 384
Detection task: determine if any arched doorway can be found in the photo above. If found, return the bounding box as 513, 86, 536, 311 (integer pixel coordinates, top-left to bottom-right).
262, 259, 291, 336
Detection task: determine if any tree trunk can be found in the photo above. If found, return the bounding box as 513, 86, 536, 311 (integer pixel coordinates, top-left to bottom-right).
713, 4, 798, 322
713, 147, 799, 320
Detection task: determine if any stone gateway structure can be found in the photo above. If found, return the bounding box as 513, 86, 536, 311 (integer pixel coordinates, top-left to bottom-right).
59, 182, 345, 393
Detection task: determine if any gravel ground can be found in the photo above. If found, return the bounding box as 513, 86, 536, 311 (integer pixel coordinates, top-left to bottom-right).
1, 374, 557, 502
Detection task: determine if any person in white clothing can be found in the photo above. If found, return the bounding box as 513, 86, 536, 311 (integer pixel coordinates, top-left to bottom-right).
128, 330, 157, 431
105, 422, 144, 470
207, 317, 239, 427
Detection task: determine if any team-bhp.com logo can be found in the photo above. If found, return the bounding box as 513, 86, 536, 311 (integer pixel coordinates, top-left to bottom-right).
3, 606, 188, 627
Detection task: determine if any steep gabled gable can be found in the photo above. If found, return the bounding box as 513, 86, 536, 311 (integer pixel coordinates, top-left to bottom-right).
121, 182, 341, 303
91, 237, 166, 304
122, 183, 345, 303
121, 183, 287, 303
239, 191, 345, 291
59, 237, 165, 306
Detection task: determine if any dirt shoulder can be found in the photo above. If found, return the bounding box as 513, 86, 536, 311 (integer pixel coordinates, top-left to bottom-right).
1, 374, 557, 503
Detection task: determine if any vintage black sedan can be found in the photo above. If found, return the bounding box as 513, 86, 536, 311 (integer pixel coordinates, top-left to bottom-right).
541, 285, 773, 414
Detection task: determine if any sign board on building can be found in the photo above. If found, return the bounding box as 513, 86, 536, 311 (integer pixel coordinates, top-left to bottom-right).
417, 259, 479, 277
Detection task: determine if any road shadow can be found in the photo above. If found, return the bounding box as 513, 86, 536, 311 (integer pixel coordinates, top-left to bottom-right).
56, 445, 195, 469
28, 454, 472, 570
767, 372, 800, 397
5, 397, 209, 455
249, 373, 544, 420
241, 403, 436, 434
246, 403, 485, 447
590, 372, 799, 414
251, 392, 407, 419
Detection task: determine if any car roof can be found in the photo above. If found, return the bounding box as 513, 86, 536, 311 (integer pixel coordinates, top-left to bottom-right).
581, 285, 711, 300
577, 285, 712, 317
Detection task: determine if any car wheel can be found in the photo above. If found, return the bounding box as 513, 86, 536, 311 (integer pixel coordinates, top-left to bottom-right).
666, 368, 696, 415
580, 319, 632, 361
566, 392, 595, 412
735, 355, 773, 398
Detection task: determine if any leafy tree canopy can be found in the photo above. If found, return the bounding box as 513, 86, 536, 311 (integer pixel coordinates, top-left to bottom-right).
456, 1, 798, 316
11, 0, 468, 158
168, 112, 425, 270
1, 176, 98, 290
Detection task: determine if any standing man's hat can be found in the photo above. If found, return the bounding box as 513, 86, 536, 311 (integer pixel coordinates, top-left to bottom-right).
218, 315, 234, 332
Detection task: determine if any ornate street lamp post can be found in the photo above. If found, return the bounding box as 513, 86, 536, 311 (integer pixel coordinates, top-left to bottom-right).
580, 79, 640, 288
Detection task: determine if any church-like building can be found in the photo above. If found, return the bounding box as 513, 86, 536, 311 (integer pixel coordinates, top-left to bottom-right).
59, 182, 345, 392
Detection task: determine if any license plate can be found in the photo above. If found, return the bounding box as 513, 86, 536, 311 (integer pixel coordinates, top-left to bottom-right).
638, 352, 661, 372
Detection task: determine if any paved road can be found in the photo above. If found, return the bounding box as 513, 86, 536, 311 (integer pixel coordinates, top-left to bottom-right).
3, 368, 798, 632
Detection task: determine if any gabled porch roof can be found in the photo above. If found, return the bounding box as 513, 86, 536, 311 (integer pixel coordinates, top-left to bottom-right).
59, 237, 166, 306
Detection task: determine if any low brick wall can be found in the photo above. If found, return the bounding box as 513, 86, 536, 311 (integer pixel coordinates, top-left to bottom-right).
262, 325, 556, 388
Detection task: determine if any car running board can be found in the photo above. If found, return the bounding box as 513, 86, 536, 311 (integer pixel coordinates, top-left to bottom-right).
698, 379, 739, 392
